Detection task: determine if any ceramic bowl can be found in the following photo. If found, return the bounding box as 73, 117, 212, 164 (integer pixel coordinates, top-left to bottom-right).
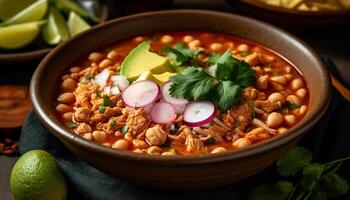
30, 10, 331, 190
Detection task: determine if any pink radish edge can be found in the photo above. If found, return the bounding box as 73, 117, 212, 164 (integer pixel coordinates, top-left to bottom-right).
183, 101, 217, 127
121, 80, 160, 108
150, 102, 177, 124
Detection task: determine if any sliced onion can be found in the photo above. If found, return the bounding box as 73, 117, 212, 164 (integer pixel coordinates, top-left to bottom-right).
183, 101, 216, 127
111, 75, 129, 91
253, 118, 277, 133
122, 80, 160, 108
93, 69, 110, 88
110, 86, 120, 95
150, 102, 177, 124
162, 82, 188, 114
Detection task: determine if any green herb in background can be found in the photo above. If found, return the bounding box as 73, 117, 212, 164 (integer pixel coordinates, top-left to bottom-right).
247, 146, 350, 200
120, 125, 129, 135
102, 95, 113, 107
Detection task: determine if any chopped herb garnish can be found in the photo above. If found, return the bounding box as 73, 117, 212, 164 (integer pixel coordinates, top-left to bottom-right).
286, 103, 299, 110
96, 90, 101, 97
98, 106, 106, 114
80, 75, 94, 83
102, 95, 113, 107
161, 43, 202, 67
110, 120, 117, 126
248, 146, 350, 200
169, 50, 256, 111
160, 142, 171, 149
240, 51, 251, 56
120, 125, 129, 135
65, 121, 78, 128
205, 137, 216, 145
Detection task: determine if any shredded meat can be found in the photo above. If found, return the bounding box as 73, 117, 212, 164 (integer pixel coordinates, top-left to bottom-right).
222, 103, 253, 130
254, 100, 282, 113
126, 108, 150, 136
243, 87, 266, 101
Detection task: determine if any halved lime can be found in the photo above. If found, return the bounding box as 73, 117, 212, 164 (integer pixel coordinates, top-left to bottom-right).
0, 21, 45, 49
0, 0, 36, 20
53, 0, 100, 23
67, 11, 91, 36
42, 7, 70, 45
1, 0, 48, 26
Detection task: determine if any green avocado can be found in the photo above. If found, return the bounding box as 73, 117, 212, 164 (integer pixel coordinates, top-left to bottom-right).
120, 42, 173, 81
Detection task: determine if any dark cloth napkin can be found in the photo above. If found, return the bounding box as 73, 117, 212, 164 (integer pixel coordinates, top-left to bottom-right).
19, 57, 350, 200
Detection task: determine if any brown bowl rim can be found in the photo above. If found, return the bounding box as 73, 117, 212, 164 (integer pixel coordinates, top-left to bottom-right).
31, 9, 331, 165
0, 4, 109, 64
233, 0, 350, 16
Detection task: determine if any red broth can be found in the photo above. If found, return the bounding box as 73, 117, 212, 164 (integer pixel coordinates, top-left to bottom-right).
55, 32, 309, 156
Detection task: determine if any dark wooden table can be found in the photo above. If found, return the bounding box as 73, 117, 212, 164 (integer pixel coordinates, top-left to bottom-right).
1, 0, 349, 199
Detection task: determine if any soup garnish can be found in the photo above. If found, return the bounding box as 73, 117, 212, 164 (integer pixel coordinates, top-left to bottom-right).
55, 32, 309, 155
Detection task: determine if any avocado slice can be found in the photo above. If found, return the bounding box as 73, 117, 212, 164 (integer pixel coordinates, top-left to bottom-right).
120, 42, 173, 81
135, 71, 176, 85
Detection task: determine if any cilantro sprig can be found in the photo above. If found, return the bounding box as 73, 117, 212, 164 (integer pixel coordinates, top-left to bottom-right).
248, 146, 350, 200
161, 43, 202, 67
169, 50, 256, 111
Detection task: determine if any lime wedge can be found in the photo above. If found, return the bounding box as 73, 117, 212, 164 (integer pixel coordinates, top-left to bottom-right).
1, 0, 48, 26
53, 0, 100, 23
0, 0, 36, 20
0, 21, 45, 49
67, 11, 91, 36
42, 7, 70, 45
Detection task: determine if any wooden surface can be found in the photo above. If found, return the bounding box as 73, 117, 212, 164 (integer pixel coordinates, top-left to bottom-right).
1, 0, 350, 199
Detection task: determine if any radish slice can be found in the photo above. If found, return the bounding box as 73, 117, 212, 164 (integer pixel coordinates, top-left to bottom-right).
122, 80, 160, 108
162, 82, 188, 114
183, 101, 216, 127
150, 102, 177, 124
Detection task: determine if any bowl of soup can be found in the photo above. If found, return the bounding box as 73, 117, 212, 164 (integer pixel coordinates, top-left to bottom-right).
226, 0, 350, 31
30, 10, 331, 189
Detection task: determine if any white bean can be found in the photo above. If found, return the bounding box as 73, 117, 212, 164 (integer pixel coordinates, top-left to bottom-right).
268, 92, 285, 103
266, 112, 284, 128
291, 78, 304, 90
233, 138, 252, 148
211, 147, 227, 154
112, 139, 130, 150
284, 115, 297, 126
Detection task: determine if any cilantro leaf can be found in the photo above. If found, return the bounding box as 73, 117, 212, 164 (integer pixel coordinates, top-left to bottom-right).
300, 163, 325, 191
231, 61, 256, 87
215, 64, 234, 81
208, 50, 239, 66
214, 81, 242, 111
170, 67, 214, 100
247, 181, 294, 200
161, 43, 201, 66
320, 172, 349, 198
120, 125, 129, 135
99, 106, 106, 114
276, 146, 313, 177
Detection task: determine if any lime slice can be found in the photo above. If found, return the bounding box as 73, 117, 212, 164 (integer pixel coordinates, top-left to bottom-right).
0, 0, 36, 20
67, 11, 91, 36
42, 7, 70, 45
1, 0, 48, 26
0, 21, 45, 49
53, 0, 100, 23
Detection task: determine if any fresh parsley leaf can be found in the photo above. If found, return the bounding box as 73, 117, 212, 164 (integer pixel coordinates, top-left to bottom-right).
276, 146, 313, 177
102, 95, 113, 107
120, 125, 129, 135
161, 43, 201, 66
214, 81, 242, 111
247, 181, 294, 200
65, 122, 78, 128
99, 106, 106, 114
320, 172, 349, 198
300, 163, 325, 191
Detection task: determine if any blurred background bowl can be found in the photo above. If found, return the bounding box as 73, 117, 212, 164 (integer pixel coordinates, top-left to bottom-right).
226, 0, 350, 32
